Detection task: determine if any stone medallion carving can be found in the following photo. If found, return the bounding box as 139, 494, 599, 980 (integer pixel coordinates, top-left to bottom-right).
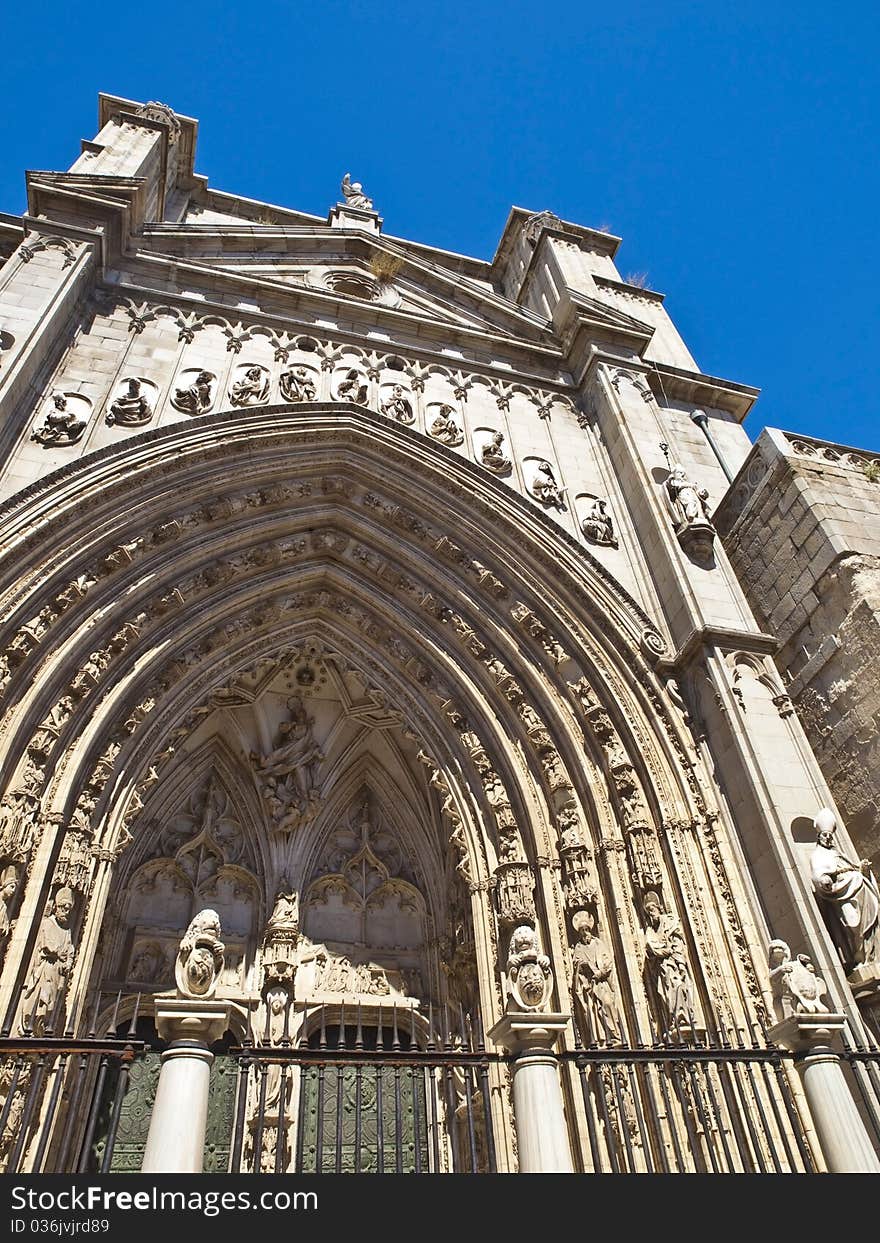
229, 363, 270, 407
32, 392, 90, 446
172, 369, 216, 415
379, 383, 415, 424
106, 377, 157, 427
527, 460, 566, 509
478, 430, 512, 476
427, 403, 463, 446
579, 494, 617, 547
334, 367, 369, 404
279, 365, 318, 402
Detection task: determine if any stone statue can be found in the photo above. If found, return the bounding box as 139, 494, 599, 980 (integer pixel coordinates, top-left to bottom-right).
254, 695, 323, 833
279, 366, 317, 402
20, 888, 75, 1033
32, 393, 87, 446
175, 909, 225, 999
581, 497, 617, 547
571, 909, 621, 1043
341, 173, 373, 211
768, 939, 830, 1019
229, 365, 269, 407
267, 886, 299, 933
506, 923, 552, 1011
0, 788, 38, 864
335, 368, 368, 404
810, 808, 879, 971
665, 463, 712, 528
429, 405, 463, 446
531, 461, 565, 509
380, 385, 414, 423
642, 891, 695, 1036
107, 377, 153, 427
0, 866, 18, 944
173, 370, 214, 415
481, 431, 511, 475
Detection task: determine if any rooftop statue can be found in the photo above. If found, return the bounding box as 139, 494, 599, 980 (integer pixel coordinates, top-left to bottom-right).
341, 173, 373, 211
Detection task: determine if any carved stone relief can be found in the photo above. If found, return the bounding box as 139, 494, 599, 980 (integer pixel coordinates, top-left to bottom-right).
106, 377, 156, 428
579, 495, 617, 547
379, 384, 414, 424
427, 403, 463, 446
229, 364, 270, 407
527, 460, 566, 510
171, 369, 216, 415
279, 365, 317, 402
334, 367, 369, 404
32, 392, 90, 447
478, 429, 512, 476
252, 695, 323, 834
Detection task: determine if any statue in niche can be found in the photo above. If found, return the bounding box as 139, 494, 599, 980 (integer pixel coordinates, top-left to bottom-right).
642, 891, 695, 1036
506, 924, 551, 1011
20, 888, 75, 1034
229, 365, 269, 407
768, 939, 830, 1019
530, 461, 565, 509
0, 866, 18, 945
32, 393, 87, 447
107, 377, 153, 427
580, 497, 617, 547
665, 462, 712, 528
254, 695, 323, 833
380, 384, 414, 423
341, 173, 373, 211
279, 366, 317, 402
571, 909, 621, 1044
260, 987, 294, 1121
481, 430, 511, 475
810, 808, 879, 971
429, 404, 463, 446
267, 886, 299, 933
0, 789, 38, 864
173, 370, 214, 415
175, 908, 225, 999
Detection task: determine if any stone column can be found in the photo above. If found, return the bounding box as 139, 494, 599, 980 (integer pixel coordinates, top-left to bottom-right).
489, 1012, 573, 1172
770, 1012, 880, 1173
141, 998, 233, 1174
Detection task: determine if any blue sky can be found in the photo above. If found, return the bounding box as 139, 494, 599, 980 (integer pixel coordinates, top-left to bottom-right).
2, 1, 877, 449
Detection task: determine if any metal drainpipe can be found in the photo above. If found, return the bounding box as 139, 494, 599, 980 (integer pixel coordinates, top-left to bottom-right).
691, 409, 734, 484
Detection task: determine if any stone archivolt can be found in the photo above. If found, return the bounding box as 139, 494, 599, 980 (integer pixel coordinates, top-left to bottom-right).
0, 408, 763, 1063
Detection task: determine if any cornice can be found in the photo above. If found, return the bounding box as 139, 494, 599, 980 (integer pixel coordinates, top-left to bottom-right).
99, 275, 572, 382
135, 227, 551, 341
657, 625, 779, 673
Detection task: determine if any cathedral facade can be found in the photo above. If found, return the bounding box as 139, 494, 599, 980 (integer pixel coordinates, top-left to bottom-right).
0, 94, 877, 1175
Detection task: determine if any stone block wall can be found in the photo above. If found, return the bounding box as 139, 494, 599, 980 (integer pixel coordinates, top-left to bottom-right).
716, 428, 880, 867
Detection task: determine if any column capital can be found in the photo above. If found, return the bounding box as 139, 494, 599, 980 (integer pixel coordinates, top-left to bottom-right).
489, 1010, 570, 1054
768, 1011, 847, 1054
154, 997, 235, 1046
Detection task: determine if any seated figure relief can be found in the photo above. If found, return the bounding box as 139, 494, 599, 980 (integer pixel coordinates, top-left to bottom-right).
31, 393, 88, 447
172, 370, 215, 415
429, 404, 463, 446
530, 461, 565, 509
335, 368, 369, 404
107, 377, 153, 427
380, 384, 414, 423
481, 430, 512, 475
229, 365, 270, 407
279, 366, 317, 402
